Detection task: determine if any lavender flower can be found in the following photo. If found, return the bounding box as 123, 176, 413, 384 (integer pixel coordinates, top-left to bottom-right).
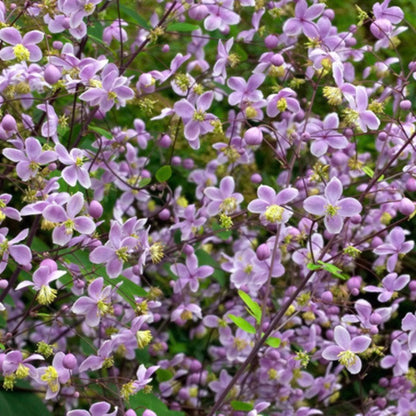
3, 137, 57, 181
204, 176, 243, 216
174, 91, 216, 149
228, 73, 265, 106
303, 177, 362, 234
67, 402, 118, 416
72, 277, 113, 327
322, 325, 371, 374
42, 192, 95, 246
55, 144, 91, 188
248, 185, 299, 224
380, 339, 411, 376
0, 28, 43, 62
364, 273, 410, 302
0, 228, 32, 273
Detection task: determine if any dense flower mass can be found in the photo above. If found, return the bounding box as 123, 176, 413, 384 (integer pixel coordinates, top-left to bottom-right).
0, 1, 415, 416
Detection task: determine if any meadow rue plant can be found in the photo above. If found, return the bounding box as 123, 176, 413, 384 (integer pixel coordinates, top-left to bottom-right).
0, 1, 416, 416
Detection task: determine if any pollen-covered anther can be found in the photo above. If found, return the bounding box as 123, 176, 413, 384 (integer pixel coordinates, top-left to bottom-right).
37, 285, 57, 305
264, 204, 285, 222
337, 350, 357, 368
13, 44, 30, 61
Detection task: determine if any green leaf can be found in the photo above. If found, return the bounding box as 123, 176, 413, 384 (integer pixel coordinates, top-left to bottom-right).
167, 23, 200, 32
230, 400, 254, 411
238, 290, 262, 323
0, 343, 5, 350
0, 387, 53, 416
317, 261, 348, 280
128, 391, 185, 415
119, 5, 150, 29
265, 336, 281, 348
228, 314, 256, 334
139, 177, 151, 187
89, 126, 113, 139
362, 166, 374, 178
156, 165, 172, 182
306, 262, 321, 271
157, 369, 174, 382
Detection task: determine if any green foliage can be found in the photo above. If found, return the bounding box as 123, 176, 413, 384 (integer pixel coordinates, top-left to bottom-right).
0, 387, 53, 416
227, 313, 256, 334
238, 290, 262, 324
128, 391, 185, 416
156, 165, 172, 182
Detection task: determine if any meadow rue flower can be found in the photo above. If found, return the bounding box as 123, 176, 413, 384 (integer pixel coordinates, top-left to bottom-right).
42, 192, 96, 246
227, 73, 265, 106
67, 401, 118, 416
248, 185, 299, 224
3, 137, 57, 181
322, 326, 371, 374
364, 273, 410, 302
303, 177, 362, 234
16, 261, 66, 305
0, 228, 32, 273
380, 339, 411, 376
204, 176, 243, 216
174, 91, 217, 149
0, 28, 44, 62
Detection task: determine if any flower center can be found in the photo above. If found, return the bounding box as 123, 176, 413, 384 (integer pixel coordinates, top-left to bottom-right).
75, 156, 84, 167
116, 246, 129, 262
264, 204, 285, 223
13, 44, 30, 61
136, 330, 152, 348
220, 197, 237, 214
41, 366, 59, 392
337, 350, 357, 368
323, 86, 342, 106
343, 108, 359, 126
277, 97, 287, 112
0, 239, 8, 255
15, 363, 29, 379
90, 79, 102, 88
97, 299, 111, 315
325, 204, 340, 217
84, 2, 95, 13
37, 285, 57, 305
108, 91, 117, 100
193, 110, 205, 121
233, 337, 248, 351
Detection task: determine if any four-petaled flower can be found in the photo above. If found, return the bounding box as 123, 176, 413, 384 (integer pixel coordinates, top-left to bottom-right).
204, 176, 243, 216
364, 272, 410, 302
248, 185, 299, 224
0, 27, 44, 62
303, 177, 362, 234
322, 325, 371, 374
67, 401, 118, 416
174, 91, 217, 149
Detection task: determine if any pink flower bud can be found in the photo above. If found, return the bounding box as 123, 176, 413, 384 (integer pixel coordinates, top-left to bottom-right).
409, 280, 416, 291
370, 19, 392, 39
244, 127, 263, 145
63, 353, 77, 369
48, 163, 57, 171
162, 44, 170, 53
141, 169, 151, 178
158, 208, 170, 221
88, 200, 103, 219
1, 114, 17, 131
0, 279, 8, 289
370, 312, 382, 325
52, 41, 63, 50
264, 34, 278, 49
271, 53, 284, 66
347, 276, 362, 291
406, 177, 416, 192
399, 197, 415, 215
188, 4, 209, 20
182, 158, 194, 169
321, 291, 333, 304
171, 156, 181, 166
44, 64, 62, 84
126, 410, 138, 416
251, 173, 262, 183
183, 244, 194, 256
400, 100, 411, 110
158, 134, 172, 148
256, 243, 270, 260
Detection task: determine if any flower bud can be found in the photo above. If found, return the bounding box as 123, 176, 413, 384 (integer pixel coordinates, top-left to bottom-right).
321, 291, 333, 304
370, 312, 382, 325
0, 279, 8, 289
171, 156, 181, 166
271, 53, 284, 66
409, 280, 416, 291
158, 208, 170, 221
399, 197, 415, 216
44, 64, 62, 84
52, 41, 63, 50
244, 127, 263, 145
88, 200, 103, 219
126, 410, 137, 416
182, 158, 194, 169
256, 243, 270, 260
188, 4, 209, 20
63, 353, 77, 370
400, 100, 411, 110
158, 134, 172, 148
406, 177, 416, 192
162, 44, 170, 53
2, 114, 17, 131
183, 244, 194, 256
264, 34, 278, 49
251, 173, 262, 183
347, 276, 362, 292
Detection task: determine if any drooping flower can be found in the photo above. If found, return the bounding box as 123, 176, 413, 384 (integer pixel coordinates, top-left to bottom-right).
303, 177, 362, 234
322, 326, 371, 374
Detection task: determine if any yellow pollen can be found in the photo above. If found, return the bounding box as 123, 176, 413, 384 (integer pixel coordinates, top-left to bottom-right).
337, 350, 357, 368
15, 363, 29, 379
116, 246, 129, 262
220, 197, 237, 214
233, 337, 248, 351
13, 44, 30, 61
41, 366, 59, 392
37, 285, 57, 305
277, 98, 287, 112
325, 204, 339, 217
108, 91, 117, 100
136, 330, 152, 348
84, 2, 94, 13
193, 110, 205, 121
323, 86, 342, 106
264, 204, 285, 223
